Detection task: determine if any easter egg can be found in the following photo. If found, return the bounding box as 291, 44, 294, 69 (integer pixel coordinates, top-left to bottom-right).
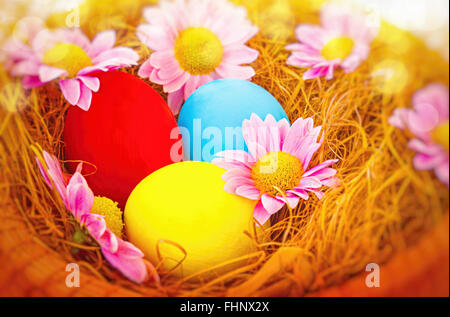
125, 161, 259, 278
178, 79, 289, 162
64, 71, 182, 207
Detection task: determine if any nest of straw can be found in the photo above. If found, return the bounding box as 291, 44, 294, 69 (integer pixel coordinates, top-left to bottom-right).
0, 0, 448, 296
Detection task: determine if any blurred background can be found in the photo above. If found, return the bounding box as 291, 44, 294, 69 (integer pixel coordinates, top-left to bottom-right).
0, 0, 448, 59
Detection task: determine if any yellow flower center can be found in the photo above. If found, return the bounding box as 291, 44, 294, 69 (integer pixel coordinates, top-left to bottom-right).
251, 151, 303, 196
321, 36, 355, 60
91, 196, 124, 238
42, 43, 92, 77
432, 121, 449, 152
174, 27, 223, 75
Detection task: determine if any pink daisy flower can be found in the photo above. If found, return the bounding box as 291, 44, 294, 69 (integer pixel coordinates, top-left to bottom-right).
286, 4, 378, 81
137, 0, 259, 114
2, 27, 139, 111
212, 114, 339, 225
389, 83, 449, 186
36, 150, 159, 284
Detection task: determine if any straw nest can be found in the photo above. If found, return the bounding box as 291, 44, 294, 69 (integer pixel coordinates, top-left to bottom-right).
0, 0, 448, 296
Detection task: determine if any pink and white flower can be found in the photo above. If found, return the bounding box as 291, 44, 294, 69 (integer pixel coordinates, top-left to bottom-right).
286, 4, 378, 81
2, 28, 139, 110
389, 83, 449, 186
212, 114, 339, 225
137, 0, 259, 114
36, 150, 158, 284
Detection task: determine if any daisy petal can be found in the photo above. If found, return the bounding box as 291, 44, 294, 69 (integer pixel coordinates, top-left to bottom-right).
39, 65, 67, 83
78, 76, 100, 92
66, 173, 94, 219
215, 64, 255, 80
138, 59, 154, 79
261, 193, 285, 215
88, 30, 116, 58
59, 78, 81, 105
167, 89, 185, 115
76, 83, 93, 111
223, 45, 259, 64
236, 185, 260, 200
278, 194, 300, 209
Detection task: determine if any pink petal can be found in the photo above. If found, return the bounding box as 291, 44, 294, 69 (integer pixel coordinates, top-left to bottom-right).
96, 227, 119, 253
435, 161, 449, 187
407, 102, 441, 137
167, 89, 184, 115
287, 48, 324, 68
303, 159, 339, 177
301, 142, 322, 171
222, 167, 251, 181
321, 176, 340, 187
283, 118, 322, 168
212, 158, 253, 171
278, 194, 300, 209
138, 59, 154, 78
35, 157, 52, 188
75, 163, 83, 174
278, 118, 291, 148
288, 189, 310, 200
388, 108, 409, 130
222, 45, 258, 65
223, 176, 254, 194
163, 72, 190, 93
247, 141, 268, 161
253, 200, 271, 226
303, 65, 332, 80
22, 75, 44, 88
102, 247, 148, 284
59, 78, 81, 105
137, 24, 173, 51
113, 239, 145, 259
184, 75, 201, 100
408, 139, 442, 156
43, 151, 67, 202
220, 25, 259, 47
11, 59, 40, 76
308, 189, 325, 200
413, 153, 443, 170
151, 64, 184, 83
66, 173, 94, 219
215, 63, 255, 80
59, 28, 91, 51
39, 65, 67, 83
236, 185, 260, 200
413, 84, 449, 122
82, 214, 107, 240
76, 83, 93, 111
294, 24, 328, 50
214, 150, 255, 167
78, 76, 100, 92
92, 47, 139, 66
261, 193, 285, 215
298, 177, 322, 189
306, 167, 337, 180
88, 30, 116, 58
149, 50, 175, 69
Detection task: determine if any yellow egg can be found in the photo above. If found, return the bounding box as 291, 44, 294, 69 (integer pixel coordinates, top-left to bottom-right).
125, 161, 259, 279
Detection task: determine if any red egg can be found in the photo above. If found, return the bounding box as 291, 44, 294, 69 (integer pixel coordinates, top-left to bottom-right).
64, 71, 182, 207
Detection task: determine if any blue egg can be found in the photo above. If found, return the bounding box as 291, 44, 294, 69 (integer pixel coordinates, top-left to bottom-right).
178, 79, 289, 162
